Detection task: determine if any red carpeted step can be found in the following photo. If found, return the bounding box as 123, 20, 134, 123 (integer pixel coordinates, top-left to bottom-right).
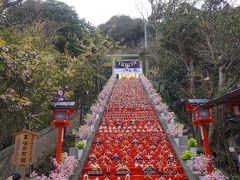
79, 174, 187, 180
82, 166, 184, 175
79, 78, 187, 179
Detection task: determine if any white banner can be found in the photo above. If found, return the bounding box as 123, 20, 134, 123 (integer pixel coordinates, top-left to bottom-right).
114, 68, 143, 74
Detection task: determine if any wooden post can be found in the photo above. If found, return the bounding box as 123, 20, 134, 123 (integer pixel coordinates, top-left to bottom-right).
56, 126, 64, 163
19, 165, 26, 180
201, 124, 213, 173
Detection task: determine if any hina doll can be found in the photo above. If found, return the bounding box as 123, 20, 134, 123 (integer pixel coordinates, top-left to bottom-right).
89, 160, 102, 172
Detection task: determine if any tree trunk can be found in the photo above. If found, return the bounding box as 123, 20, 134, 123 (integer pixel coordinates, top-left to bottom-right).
222, 138, 236, 174
189, 59, 196, 97
209, 65, 227, 145
145, 56, 149, 77
177, 43, 196, 98
219, 64, 226, 91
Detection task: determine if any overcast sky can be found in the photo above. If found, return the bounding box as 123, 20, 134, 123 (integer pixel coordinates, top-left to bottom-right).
60, 0, 240, 26
59, 0, 151, 26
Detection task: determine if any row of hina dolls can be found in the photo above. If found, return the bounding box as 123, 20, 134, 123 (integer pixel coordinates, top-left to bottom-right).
84, 130, 182, 176
106, 79, 152, 111
81, 79, 184, 179
98, 119, 164, 133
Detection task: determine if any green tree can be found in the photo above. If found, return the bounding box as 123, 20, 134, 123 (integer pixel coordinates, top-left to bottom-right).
202, 0, 229, 11
0, 38, 60, 148
1, 0, 94, 56
195, 5, 240, 174
0, 0, 23, 12
144, 0, 240, 175
0, 0, 117, 150
99, 15, 144, 48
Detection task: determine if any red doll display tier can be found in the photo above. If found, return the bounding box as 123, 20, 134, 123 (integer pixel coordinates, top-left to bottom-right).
80, 78, 187, 180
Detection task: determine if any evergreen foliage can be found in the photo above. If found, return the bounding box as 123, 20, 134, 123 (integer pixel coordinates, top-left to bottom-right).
145, 0, 240, 175
0, 0, 118, 150
99, 15, 145, 49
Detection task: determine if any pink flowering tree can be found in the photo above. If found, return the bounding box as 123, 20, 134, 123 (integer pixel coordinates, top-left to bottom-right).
170, 123, 183, 137
98, 98, 107, 107
192, 155, 211, 174
140, 75, 170, 115
161, 104, 168, 112
30, 155, 78, 180
140, 75, 153, 93
98, 75, 115, 102
88, 75, 115, 121
202, 169, 228, 180
163, 113, 174, 123
98, 92, 106, 101
153, 96, 161, 105
90, 103, 102, 114
84, 113, 96, 125
150, 93, 158, 101
156, 105, 164, 113
155, 103, 168, 113
146, 82, 154, 93
72, 125, 92, 139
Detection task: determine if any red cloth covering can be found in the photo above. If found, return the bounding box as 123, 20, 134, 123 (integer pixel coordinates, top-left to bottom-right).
80, 79, 186, 180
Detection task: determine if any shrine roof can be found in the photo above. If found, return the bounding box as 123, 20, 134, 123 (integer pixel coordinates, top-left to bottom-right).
199, 88, 240, 109
49, 101, 75, 109
187, 99, 209, 105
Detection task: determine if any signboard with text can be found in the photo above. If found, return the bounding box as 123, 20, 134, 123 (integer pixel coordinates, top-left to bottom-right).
114, 68, 143, 74
115, 60, 140, 68
113, 60, 143, 74
14, 130, 38, 165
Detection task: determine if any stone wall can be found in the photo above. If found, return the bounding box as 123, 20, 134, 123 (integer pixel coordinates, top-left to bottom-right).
0, 112, 80, 179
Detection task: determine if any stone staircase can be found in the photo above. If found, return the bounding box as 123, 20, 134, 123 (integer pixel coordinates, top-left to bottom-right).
78, 78, 189, 180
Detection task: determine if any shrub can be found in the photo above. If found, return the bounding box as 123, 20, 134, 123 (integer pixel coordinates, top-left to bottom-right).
188, 138, 198, 147
180, 150, 196, 160
72, 125, 92, 139
202, 169, 228, 180
30, 155, 78, 179
192, 155, 210, 174
75, 140, 85, 150
170, 123, 184, 137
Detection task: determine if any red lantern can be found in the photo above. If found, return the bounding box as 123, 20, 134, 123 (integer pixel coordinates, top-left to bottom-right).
186, 99, 209, 112
186, 99, 213, 173
50, 101, 76, 127
49, 101, 76, 163
192, 108, 214, 125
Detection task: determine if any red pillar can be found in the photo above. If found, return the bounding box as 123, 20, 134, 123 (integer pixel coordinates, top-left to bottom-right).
201, 124, 213, 173
56, 126, 64, 163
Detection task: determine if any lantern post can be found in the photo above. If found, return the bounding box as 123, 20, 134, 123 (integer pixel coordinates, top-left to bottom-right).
186, 99, 214, 173
199, 122, 213, 173
49, 102, 76, 163
49, 85, 76, 164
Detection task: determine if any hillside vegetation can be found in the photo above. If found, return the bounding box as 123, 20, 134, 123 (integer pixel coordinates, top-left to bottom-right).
0, 0, 119, 150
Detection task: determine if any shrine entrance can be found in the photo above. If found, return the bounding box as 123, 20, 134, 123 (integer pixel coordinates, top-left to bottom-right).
113, 59, 143, 79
